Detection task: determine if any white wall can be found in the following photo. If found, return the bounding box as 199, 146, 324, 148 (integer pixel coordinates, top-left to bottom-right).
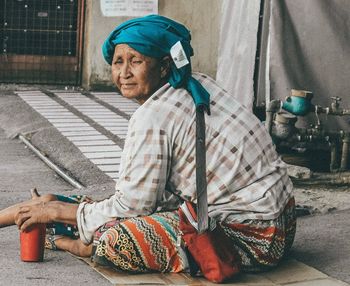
81, 0, 221, 89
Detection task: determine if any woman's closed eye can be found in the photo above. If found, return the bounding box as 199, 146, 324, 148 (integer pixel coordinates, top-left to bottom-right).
131, 58, 143, 65
113, 58, 143, 66
113, 58, 123, 65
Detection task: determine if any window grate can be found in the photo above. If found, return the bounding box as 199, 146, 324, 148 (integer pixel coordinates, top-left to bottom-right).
0, 0, 83, 85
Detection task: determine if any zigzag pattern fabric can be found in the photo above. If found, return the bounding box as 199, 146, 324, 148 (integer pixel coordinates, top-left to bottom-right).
91, 199, 296, 273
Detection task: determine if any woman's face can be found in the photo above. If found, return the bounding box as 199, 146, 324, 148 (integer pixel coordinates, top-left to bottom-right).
111, 44, 163, 104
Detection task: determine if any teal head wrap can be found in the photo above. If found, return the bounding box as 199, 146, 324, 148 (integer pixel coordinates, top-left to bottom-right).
102, 15, 210, 113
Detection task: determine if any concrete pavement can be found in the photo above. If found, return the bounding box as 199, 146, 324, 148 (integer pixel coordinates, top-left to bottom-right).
292, 209, 350, 284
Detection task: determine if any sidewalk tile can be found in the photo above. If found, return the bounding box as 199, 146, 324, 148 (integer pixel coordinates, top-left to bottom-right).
66, 135, 108, 141
34, 107, 67, 110
57, 126, 96, 131
97, 164, 120, 172
82, 111, 115, 115
45, 115, 79, 118
78, 145, 122, 152
73, 140, 116, 146
84, 115, 121, 118
61, 131, 101, 136
84, 152, 122, 159
29, 103, 61, 106
47, 119, 84, 123
105, 172, 119, 179
91, 158, 121, 164
38, 111, 70, 115
100, 122, 129, 127
73, 108, 110, 111
95, 119, 128, 123
108, 127, 129, 131
54, 123, 90, 127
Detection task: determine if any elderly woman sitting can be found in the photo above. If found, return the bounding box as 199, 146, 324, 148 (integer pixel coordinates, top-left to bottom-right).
0, 15, 295, 276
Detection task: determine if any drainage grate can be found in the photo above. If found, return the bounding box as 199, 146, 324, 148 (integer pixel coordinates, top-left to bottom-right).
0, 0, 84, 85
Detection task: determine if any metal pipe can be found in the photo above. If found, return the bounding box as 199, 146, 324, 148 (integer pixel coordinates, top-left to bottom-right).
329, 109, 350, 116
330, 142, 339, 172
316, 107, 350, 116
18, 134, 84, 189
309, 105, 350, 115
265, 99, 282, 135
253, 0, 271, 108
340, 137, 349, 171
265, 111, 274, 135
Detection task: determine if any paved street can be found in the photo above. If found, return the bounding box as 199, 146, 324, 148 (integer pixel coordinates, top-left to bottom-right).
0, 87, 349, 285
0, 126, 111, 286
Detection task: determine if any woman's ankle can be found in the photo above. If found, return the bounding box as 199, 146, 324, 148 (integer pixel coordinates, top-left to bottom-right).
54, 237, 93, 257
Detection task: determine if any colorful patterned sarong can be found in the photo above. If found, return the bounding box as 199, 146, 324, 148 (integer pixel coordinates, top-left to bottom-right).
91, 198, 296, 274
52, 194, 296, 273
92, 212, 188, 273
222, 198, 296, 272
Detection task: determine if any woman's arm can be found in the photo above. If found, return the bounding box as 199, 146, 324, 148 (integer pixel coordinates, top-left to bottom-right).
76, 118, 171, 244
15, 201, 78, 231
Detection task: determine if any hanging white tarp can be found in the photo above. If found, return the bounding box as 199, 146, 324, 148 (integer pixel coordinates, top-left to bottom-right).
216, 0, 261, 110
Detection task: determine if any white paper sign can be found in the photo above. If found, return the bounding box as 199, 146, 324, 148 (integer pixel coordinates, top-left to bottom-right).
100, 0, 158, 17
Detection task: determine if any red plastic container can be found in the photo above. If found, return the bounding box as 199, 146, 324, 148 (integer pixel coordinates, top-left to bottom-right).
20, 223, 46, 262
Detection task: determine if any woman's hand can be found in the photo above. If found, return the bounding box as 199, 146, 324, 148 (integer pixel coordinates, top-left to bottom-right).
15, 201, 52, 231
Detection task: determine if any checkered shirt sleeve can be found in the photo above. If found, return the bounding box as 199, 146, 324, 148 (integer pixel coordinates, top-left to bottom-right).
77, 112, 174, 243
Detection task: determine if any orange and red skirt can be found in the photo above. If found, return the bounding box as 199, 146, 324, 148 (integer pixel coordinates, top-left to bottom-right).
91, 198, 296, 273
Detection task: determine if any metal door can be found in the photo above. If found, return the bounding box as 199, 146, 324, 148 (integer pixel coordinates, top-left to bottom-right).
0, 0, 85, 85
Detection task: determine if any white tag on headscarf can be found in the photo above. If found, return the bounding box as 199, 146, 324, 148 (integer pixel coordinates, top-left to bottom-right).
170, 41, 189, 69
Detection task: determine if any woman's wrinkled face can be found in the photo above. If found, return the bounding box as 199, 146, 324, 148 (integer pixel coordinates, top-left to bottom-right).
111, 44, 163, 104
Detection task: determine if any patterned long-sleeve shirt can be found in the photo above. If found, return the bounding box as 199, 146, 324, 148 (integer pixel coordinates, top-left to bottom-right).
77, 73, 293, 244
